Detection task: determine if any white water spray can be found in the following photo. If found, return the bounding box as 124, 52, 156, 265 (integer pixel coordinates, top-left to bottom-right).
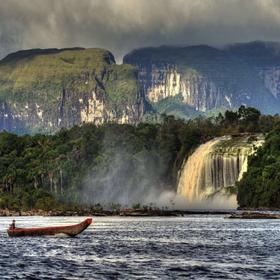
177, 135, 264, 208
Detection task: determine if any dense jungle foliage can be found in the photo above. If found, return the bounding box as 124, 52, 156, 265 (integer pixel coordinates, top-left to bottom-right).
0, 106, 278, 210
237, 126, 280, 208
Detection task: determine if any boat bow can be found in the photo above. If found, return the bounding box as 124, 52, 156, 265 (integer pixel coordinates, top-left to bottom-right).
7, 218, 92, 237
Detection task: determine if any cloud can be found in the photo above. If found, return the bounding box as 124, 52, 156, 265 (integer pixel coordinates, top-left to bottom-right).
1, 0, 280, 62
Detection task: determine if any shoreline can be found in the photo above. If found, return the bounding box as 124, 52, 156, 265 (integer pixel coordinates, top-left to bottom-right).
0, 208, 235, 217
2, 208, 280, 217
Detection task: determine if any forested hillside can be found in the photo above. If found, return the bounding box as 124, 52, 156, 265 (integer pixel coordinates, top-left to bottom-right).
238, 127, 280, 208
0, 106, 275, 210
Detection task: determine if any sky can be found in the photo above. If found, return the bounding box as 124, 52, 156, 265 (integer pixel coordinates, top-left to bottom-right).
1, 0, 280, 62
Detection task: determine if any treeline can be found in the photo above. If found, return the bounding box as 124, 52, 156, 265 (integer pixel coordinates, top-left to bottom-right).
237, 126, 280, 208
0, 105, 279, 210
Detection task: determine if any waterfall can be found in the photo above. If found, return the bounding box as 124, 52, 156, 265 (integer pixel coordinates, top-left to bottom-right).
177, 135, 264, 206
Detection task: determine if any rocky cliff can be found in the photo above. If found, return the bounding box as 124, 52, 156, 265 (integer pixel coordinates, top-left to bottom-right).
2, 42, 280, 134
228, 41, 280, 100
124, 43, 280, 117
0, 48, 145, 133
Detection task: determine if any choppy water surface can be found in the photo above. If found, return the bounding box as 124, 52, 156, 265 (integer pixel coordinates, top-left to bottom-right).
0, 215, 280, 279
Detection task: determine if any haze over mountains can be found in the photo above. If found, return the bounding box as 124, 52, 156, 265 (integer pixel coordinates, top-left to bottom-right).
1, 41, 280, 133
125, 41, 280, 116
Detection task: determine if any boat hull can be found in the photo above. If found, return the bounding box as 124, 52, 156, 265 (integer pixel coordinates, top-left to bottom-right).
7, 218, 92, 237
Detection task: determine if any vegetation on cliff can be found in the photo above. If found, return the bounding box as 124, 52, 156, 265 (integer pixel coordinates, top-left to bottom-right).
1, 43, 280, 135
237, 126, 280, 208
0, 48, 113, 102
151, 94, 201, 120
0, 48, 141, 133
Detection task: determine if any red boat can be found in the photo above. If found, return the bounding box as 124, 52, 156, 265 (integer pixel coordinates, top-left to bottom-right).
7, 218, 92, 237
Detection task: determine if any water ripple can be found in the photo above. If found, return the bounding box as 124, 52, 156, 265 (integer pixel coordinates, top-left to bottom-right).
0, 216, 279, 279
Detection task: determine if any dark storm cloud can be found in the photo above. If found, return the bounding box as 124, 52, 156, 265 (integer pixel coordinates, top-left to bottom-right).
1, 0, 280, 62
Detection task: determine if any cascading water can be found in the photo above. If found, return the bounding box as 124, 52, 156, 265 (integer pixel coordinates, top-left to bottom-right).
177, 135, 264, 207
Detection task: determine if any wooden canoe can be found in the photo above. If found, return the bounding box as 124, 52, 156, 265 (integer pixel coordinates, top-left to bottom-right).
7, 218, 92, 237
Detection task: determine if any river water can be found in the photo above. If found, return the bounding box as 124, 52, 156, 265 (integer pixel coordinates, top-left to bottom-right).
0, 215, 279, 279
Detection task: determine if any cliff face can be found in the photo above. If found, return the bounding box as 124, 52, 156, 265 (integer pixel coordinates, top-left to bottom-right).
0, 48, 144, 133
139, 63, 228, 112
259, 67, 280, 99
133, 61, 226, 112
2, 42, 280, 134
228, 41, 280, 102
124, 44, 280, 116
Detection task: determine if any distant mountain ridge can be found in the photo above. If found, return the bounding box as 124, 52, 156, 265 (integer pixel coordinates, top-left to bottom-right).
0, 47, 85, 64
124, 41, 280, 118
1, 42, 280, 133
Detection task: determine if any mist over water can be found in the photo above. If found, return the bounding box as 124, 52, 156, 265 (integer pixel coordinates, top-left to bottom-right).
80, 134, 263, 210
79, 145, 236, 210
81, 147, 170, 208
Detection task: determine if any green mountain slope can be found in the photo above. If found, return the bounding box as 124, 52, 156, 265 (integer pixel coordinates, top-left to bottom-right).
0, 48, 142, 134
